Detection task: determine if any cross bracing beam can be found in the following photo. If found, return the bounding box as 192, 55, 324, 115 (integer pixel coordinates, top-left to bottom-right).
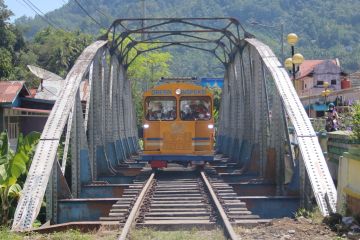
100, 18, 247, 67
12, 18, 336, 231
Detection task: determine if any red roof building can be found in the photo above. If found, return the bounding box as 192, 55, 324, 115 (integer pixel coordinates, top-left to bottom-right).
0, 81, 49, 147
294, 59, 347, 97
0, 81, 30, 105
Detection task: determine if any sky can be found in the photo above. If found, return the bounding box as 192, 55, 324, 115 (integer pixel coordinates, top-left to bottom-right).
5, 0, 66, 21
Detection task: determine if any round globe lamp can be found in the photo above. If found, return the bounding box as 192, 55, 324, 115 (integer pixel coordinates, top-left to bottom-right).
284, 58, 293, 69
287, 33, 299, 46
292, 53, 304, 65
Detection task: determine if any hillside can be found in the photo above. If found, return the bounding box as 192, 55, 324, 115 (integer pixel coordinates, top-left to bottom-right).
15, 0, 360, 76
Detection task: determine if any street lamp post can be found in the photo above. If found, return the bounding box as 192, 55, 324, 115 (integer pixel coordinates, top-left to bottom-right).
321, 82, 332, 114
284, 33, 304, 86
248, 20, 284, 62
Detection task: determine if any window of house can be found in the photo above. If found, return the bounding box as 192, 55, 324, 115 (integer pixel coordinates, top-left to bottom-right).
5, 116, 19, 139
331, 79, 337, 85
317, 81, 324, 86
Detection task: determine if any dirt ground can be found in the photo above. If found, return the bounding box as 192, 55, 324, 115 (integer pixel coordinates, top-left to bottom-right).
0, 216, 345, 240
235, 217, 341, 240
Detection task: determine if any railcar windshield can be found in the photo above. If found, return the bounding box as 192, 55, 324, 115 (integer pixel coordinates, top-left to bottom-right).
145, 97, 176, 121
180, 96, 211, 121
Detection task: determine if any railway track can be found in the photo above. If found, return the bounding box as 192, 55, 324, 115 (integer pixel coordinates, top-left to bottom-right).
101, 168, 266, 240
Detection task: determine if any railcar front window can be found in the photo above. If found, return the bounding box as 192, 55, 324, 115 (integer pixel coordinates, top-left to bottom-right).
180, 97, 211, 121
145, 97, 176, 121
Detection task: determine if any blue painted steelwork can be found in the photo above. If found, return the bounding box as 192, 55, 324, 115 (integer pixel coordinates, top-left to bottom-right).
96, 146, 111, 176
105, 142, 118, 169
122, 138, 131, 158
218, 172, 259, 182
132, 136, 139, 151
98, 176, 136, 184
115, 139, 125, 163
286, 159, 300, 192
141, 154, 213, 161
57, 199, 117, 223
80, 149, 92, 184
80, 184, 129, 198
127, 137, 135, 154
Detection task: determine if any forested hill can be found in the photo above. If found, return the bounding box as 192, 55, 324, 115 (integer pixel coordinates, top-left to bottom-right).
15, 0, 360, 76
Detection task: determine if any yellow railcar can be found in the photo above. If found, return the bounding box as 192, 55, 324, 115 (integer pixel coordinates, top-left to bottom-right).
142, 78, 214, 169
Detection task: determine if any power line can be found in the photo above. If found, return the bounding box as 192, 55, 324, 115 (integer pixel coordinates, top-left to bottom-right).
73, 0, 104, 28
19, 0, 60, 29
25, 0, 66, 30
25, 0, 49, 17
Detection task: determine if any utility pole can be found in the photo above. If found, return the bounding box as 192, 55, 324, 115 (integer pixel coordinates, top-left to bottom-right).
248, 20, 285, 63
141, 0, 146, 41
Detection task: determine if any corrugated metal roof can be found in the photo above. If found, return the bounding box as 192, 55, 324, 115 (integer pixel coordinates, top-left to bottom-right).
35, 79, 89, 102
0, 81, 29, 104
35, 79, 64, 101
27, 65, 89, 102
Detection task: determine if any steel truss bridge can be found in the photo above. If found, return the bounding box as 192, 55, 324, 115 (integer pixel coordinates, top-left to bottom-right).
12, 18, 337, 231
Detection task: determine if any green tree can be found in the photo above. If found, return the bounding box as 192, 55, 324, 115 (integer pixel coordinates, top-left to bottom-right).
112, 37, 172, 126
31, 28, 93, 78
0, 0, 12, 25
207, 86, 222, 125
351, 101, 360, 140
0, 47, 12, 78
0, 0, 29, 80
0, 131, 40, 225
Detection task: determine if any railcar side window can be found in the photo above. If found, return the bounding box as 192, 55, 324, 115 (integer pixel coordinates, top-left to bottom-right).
180, 97, 211, 121
145, 97, 176, 121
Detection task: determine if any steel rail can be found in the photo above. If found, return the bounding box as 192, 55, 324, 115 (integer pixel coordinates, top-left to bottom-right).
118, 172, 155, 240
200, 171, 238, 240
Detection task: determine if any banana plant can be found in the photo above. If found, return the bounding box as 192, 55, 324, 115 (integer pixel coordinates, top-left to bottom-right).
0, 131, 40, 225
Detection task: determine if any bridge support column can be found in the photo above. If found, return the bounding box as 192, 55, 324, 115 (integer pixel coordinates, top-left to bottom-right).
46, 160, 72, 224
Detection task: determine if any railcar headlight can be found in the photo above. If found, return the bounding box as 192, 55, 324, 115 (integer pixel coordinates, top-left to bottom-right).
143, 124, 149, 129
208, 124, 214, 129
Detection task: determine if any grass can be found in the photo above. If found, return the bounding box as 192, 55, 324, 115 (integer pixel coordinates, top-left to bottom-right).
0, 227, 117, 240
0, 227, 23, 240
294, 207, 323, 224
1, 227, 225, 240
129, 228, 226, 240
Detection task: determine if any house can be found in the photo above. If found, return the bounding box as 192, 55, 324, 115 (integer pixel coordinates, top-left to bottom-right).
294, 59, 348, 97
0, 81, 51, 148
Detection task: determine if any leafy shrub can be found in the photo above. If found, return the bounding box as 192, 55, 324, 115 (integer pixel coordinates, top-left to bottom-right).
351, 101, 360, 140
